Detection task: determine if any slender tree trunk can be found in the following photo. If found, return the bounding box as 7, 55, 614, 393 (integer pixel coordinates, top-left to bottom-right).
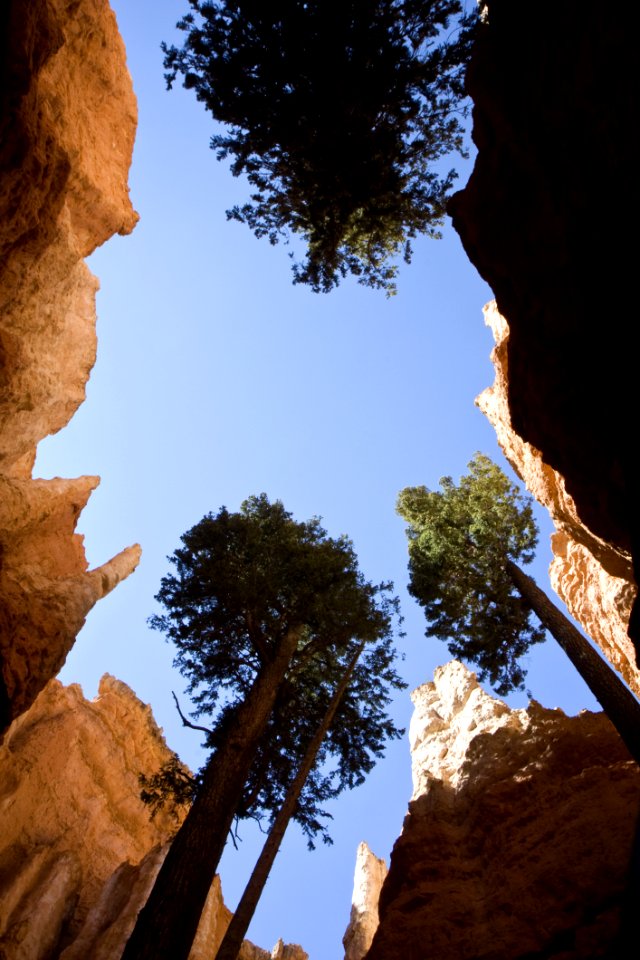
214, 642, 365, 960
507, 559, 640, 764
121, 626, 303, 960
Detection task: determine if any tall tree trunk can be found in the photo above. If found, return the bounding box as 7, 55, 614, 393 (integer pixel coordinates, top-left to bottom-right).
121, 626, 303, 960
215, 641, 365, 960
507, 559, 640, 765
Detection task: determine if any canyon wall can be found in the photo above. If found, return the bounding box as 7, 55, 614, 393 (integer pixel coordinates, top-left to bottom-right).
2, 3, 639, 959
0, 675, 306, 960
363, 9, 640, 950
362, 661, 640, 960
0, 5, 308, 957
0, 0, 141, 735
352, 5, 640, 957
0, 676, 184, 958
448, 0, 639, 650
449, 0, 639, 692
477, 300, 639, 697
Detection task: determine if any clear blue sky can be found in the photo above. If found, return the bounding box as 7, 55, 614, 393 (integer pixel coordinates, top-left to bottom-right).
34, 3, 599, 956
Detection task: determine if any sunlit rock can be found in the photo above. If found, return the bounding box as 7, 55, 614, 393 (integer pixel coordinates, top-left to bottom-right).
0, 0, 141, 734
0, 675, 303, 959
342, 841, 387, 960
364, 661, 640, 959
477, 300, 639, 696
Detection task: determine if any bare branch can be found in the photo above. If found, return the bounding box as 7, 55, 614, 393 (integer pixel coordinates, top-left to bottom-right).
172, 692, 213, 736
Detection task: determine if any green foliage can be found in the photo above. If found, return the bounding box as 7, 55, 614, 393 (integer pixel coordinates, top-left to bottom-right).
148, 494, 405, 845
162, 0, 479, 294
139, 755, 200, 825
245, 633, 405, 847
397, 453, 547, 695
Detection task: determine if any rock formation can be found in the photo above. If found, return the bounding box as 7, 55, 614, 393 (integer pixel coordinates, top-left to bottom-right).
0, 675, 306, 960
2, 3, 639, 959
0, 5, 308, 956
448, 0, 639, 649
342, 842, 388, 960
477, 300, 639, 697
0, 675, 182, 958
269, 941, 309, 960
353, 7, 640, 956
362, 660, 640, 960
0, 0, 141, 735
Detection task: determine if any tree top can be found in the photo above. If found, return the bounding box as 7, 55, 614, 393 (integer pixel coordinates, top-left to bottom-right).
397, 454, 547, 694
162, 0, 479, 293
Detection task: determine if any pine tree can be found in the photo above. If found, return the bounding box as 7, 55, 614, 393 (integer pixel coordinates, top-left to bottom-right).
162, 0, 478, 293
122, 494, 404, 960
214, 641, 365, 960
397, 454, 640, 764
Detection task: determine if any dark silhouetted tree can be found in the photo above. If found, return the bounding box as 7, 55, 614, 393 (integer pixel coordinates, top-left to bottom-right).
122, 494, 403, 960
214, 640, 366, 960
397, 453, 640, 764
162, 0, 479, 294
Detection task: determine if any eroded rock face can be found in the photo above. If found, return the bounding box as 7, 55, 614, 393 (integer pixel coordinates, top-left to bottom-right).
448, 0, 639, 648
363, 661, 640, 960
0, 676, 302, 960
478, 300, 639, 697
0, 675, 184, 957
269, 940, 309, 960
342, 842, 388, 960
0, 0, 141, 734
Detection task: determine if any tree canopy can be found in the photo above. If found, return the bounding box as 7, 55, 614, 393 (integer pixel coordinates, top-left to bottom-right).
148, 494, 405, 846
143, 627, 405, 847
148, 494, 404, 845
125, 494, 405, 960
397, 453, 546, 694
234, 629, 405, 847
397, 454, 640, 768
162, 0, 478, 294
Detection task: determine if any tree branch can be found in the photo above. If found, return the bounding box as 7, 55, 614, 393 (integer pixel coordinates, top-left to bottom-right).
172, 692, 214, 737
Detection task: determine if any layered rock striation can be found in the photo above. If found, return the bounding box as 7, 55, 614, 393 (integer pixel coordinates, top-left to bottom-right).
363, 661, 640, 960
0, 0, 141, 735
0, 675, 306, 960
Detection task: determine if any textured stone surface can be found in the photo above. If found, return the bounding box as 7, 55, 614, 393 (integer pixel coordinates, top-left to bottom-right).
0, 676, 185, 957
62, 855, 272, 960
269, 940, 309, 960
364, 661, 640, 960
448, 0, 639, 645
0, 676, 302, 960
0, 0, 141, 732
549, 532, 638, 698
477, 300, 639, 697
342, 842, 388, 960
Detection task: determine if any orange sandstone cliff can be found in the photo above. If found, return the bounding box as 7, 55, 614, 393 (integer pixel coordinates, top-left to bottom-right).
0, 675, 306, 960
358, 662, 640, 960
0, 0, 141, 735
1, 2, 639, 959
478, 301, 639, 698
0, 6, 309, 956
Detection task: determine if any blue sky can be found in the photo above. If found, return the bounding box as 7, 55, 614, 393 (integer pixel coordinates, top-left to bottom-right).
34, 2, 600, 956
